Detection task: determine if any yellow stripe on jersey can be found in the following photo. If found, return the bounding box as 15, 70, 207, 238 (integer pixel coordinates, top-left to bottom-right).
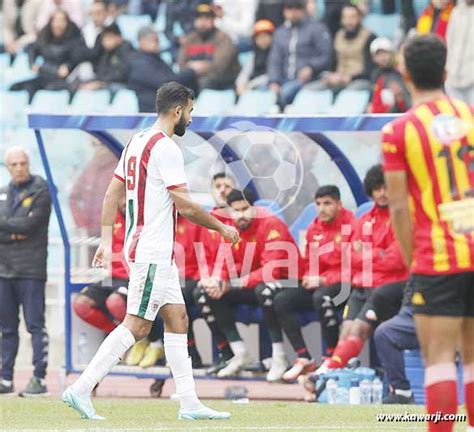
404, 120, 450, 272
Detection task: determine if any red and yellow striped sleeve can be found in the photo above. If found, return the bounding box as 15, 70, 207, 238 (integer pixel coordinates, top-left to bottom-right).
382, 121, 407, 171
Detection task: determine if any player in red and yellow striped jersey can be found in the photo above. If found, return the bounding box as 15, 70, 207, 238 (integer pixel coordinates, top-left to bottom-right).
382, 35, 474, 432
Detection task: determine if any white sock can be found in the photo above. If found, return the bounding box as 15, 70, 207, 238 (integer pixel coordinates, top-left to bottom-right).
229, 340, 247, 357
164, 332, 202, 412
72, 324, 135, 397
394, 389, 412, 397
272, 343, 285, 357
150, 340, 163, 349
2, 379, 12, 387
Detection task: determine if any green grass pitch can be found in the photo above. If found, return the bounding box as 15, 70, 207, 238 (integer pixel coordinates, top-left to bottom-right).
0, 398, 468, 431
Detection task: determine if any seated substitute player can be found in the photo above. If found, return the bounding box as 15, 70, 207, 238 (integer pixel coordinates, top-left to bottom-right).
273, 185, 356, 381
73, 197, 128, 333
383, 34, 474, 432
62, 82, 239, 421
189, 173, 239, 373
314, 165, 409, 376
198, 188, 303, 381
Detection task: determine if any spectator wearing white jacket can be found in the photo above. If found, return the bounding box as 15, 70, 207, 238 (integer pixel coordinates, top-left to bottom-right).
214, 0, 259, 49
445, 0, 474, 105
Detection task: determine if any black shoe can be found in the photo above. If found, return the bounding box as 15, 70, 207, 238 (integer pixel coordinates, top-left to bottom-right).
383, 391, 415, 405
205, 354, 232, 375
0, 382, 14, 395
189, 345, 203, 369
19, 377, 49, 397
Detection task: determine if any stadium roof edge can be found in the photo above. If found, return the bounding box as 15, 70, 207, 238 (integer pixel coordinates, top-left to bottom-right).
27, 113, 398, 133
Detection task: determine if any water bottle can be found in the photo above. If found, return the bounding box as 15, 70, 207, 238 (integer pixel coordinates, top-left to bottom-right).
372, 377, 383, 404
360, 379, 372, 404
349, 378, 360, 405
326, 378, 338, 404
335, 386, 350, 404
78, 332, 88, 366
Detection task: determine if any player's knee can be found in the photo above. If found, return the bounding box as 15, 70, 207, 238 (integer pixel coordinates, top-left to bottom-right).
74, 294, 96, 307
73, 298, 94, 319
105, 294, 126, 321
273, 294, 287, 315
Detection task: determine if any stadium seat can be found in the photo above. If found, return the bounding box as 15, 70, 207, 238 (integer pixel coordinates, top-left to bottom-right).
30, 90, 70, 112
0, 53, 10, 72
0, 90, 29, 127
233, 90, 278, 116
355, 200, 374, 218
330, 89, 370, 115
108, 89, 140, 113
116, 15, 153, 47
3, 52, 36, 88
285, 89, 333, 115
364, 13, 399, 40
254, 198, 285, 222
193, 89, 236, 116
289, 202, 317, 245
70, 89, 111, 113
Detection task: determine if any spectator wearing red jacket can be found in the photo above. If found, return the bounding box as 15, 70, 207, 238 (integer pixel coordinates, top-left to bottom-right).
314, 165, 409, 378
273, 185, 356, 382
199, 189, 302, 380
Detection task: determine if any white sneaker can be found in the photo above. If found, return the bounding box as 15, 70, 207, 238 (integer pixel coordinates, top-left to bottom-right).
282, 358, 317, 382
217, 352, 252, 378
266, 354, 288, 382
315, 358, 331, 376
178, 404, 231, 420
62, 387, 105, 420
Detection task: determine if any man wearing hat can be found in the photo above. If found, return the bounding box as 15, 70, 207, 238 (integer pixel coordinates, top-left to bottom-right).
367, 37, 410, 114
80, 23, 133, 91
236, 20, 275, 96
178, 4, 241, 91
267, 0, 332, 108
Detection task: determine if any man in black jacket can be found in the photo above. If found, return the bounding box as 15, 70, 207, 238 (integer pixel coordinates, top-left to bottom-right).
0, 147, 51, 397
80, 23, 133, 92
127, 26, 197, 113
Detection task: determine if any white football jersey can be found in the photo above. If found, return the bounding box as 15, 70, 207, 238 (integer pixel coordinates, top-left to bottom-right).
114, 128, 187, 264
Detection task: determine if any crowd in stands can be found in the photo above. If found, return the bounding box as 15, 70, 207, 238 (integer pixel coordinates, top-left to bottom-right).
2, 0, 473, 113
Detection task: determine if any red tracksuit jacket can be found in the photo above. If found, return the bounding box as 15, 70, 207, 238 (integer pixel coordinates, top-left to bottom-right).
215, 207, 302, 289
303, 208, 357, 285
174, 215, 200, 280
112, 210, 129, 279
351, 205, 408, 288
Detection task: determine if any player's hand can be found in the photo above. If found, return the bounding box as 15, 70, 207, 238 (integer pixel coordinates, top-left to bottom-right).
220, 224, 239, 245
92, 243, 111, 269
303, 276, 325, 290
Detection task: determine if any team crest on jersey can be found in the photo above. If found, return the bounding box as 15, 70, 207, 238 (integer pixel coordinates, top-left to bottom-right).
178, 224, 185, 234
412, 292, 425, 306
267, 229, 281, 241
432, 114, 470, 145
22, 196, 32, 208
334, 234, 341, 243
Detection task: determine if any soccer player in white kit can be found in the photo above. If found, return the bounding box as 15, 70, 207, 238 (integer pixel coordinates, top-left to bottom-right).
63, 82, 239, 420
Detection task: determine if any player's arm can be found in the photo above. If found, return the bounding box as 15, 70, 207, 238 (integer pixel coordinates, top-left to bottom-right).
170, 186, 239, 244
93, 177, 125, 268
385, 170, 413, 267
